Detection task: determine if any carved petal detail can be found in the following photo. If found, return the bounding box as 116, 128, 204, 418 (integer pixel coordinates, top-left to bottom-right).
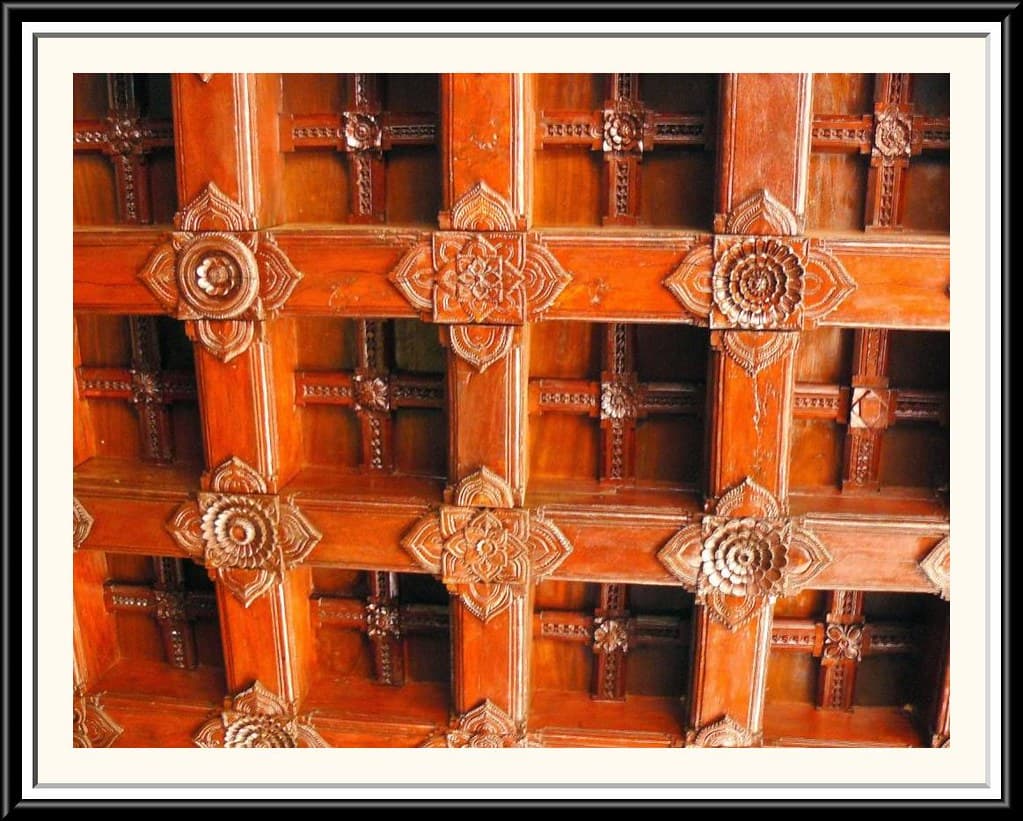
207, 455, 269, 494
191, 319, 255, 363
193, 680, 328, 748
278, 499, 323, 565
784, 521, 833, 594
705, 589, 765, 631
137, 241, 180, 313
166, 500, 205, 559
657, 522, 703, 588
256, 233, 304, 316
803, 241, 857, 326
73, 497, 94, 549
175, 181, 256, 233
447, 325, 515, 372
663, 241, 714, 323
720, 330, 800, 378
520, 238, 572, 321
690, 714, 756, 748
453, 466, 516, 508
919, 536, 950, 601
723, 189, 800, 236
715, 476, 783, 518
73, 688, 123, 748
449, 181, 517, 231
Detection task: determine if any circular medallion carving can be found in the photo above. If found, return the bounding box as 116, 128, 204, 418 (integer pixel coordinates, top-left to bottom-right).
874, 109, 912, 160
223, 716, 296, 748
701, 517, 788, 597
713, 237, 804, 328
176, 233, 259, 319
344, 112, 382, 151
200, 496, 277, 570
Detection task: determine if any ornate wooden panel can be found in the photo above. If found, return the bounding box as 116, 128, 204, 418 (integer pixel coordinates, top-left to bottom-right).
73, 72, 949, 749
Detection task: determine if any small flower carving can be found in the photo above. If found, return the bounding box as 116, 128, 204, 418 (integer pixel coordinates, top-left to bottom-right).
107, 117, 144, 155
713, 237, 804, 329
344, 112, 382, 151
130, 370, 161, 403
873, 108, 913, 161
365, 602, 401, 639
195, 252, 241, 297
353, 374, 390, 413
602, 107, 644, 153
823, 623, 864, 662
593, 618, 629, 654
600, 381, 637, 421
700, 517, 789, 598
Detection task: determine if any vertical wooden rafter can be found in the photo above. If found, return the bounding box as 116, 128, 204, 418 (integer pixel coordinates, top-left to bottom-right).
440, 74, 534, 729
171, 73, 311, 706
689, 74, 812, 745
842, 329, 892, 491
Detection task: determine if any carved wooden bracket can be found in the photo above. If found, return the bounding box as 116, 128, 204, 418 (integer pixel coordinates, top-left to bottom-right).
193, 680, 327, 748
137, 182, 303, 362
73, 496, 94, 550
389, 182, 572, 328
421, 699, 532, 747
665, 189, 855, 329
687, 714, 758, 748
166, 456, 321, 607
401, 468, 572, 622
919, 536, 950, 601
658, 477, 832, 630
73, 686, 123, 748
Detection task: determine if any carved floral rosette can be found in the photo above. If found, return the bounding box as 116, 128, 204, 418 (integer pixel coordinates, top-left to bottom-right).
421, 700, 531, 748
194, 680, 327, 748
664, 189, 855, 330
658, 477, 832, 630
402, 468, 572, 622
73, 687, 123, 748
389, 182, 571, 336
167, 457, 321, 607
872, 104, 914, 163
138, 182, 303, 362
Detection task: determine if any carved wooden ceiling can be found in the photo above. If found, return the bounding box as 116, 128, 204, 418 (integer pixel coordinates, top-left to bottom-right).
72, 73, 950, 749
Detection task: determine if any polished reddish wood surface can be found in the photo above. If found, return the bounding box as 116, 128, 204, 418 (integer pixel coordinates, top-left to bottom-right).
73, 72, 949, 749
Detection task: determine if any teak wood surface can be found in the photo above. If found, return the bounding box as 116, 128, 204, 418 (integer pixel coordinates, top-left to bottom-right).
73, 73, 950, 750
